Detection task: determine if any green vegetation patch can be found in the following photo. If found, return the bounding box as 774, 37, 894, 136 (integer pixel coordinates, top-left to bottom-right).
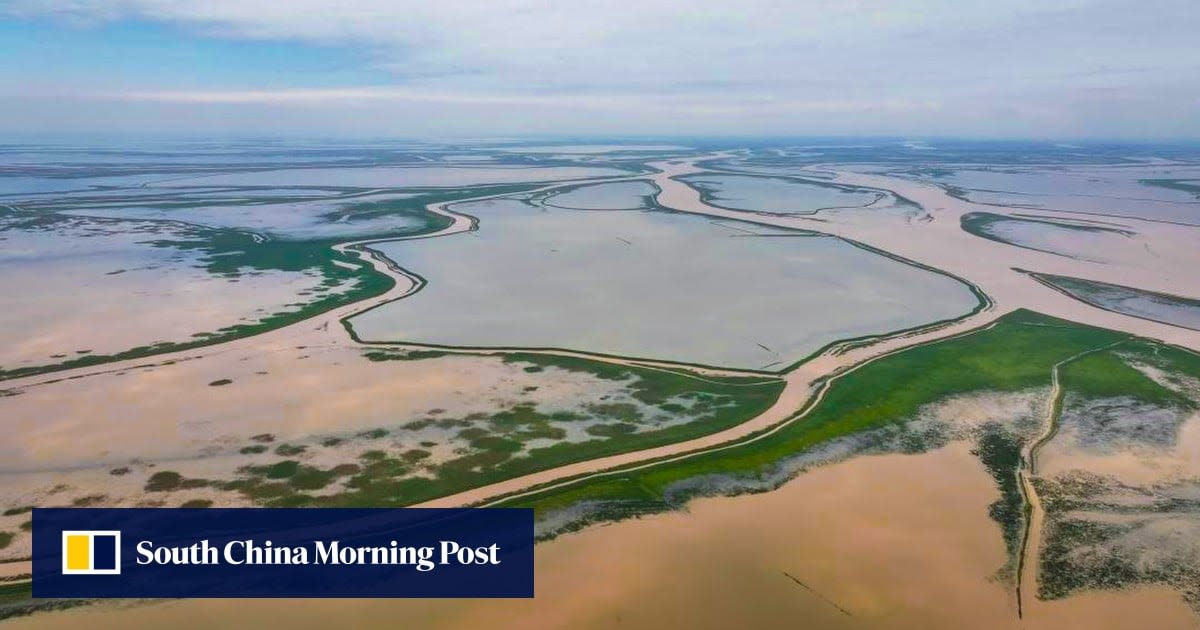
144, 471, 210, 492
499, 310, 1134, 523
971, 424, 1025, 576
1139, 178, 1200, 199
0, 184, 545, 381
213, 356, 783, 508
1059, 345, 1194, 409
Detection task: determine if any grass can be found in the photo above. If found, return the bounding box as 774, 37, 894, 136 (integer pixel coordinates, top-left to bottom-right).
0, 236, 396, 381
214, 358, 784, 508
0, 582, 31, 604
1031, 342, 1200, 606
972, 424, 1025, 575
497, 310, 1137, 522
1138, 178, 1200, 199
0, 184, 544, 382
144, 471, 183, 492
1059, 346, 1194, 409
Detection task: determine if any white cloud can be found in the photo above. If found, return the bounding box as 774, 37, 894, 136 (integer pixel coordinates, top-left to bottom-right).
3, 0, 1199, 136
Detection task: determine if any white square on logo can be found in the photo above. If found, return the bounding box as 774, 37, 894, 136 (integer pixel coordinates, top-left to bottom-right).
61, 530, 122, 575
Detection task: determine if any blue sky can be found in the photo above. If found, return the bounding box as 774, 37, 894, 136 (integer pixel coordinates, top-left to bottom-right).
0, 20, 386, 89
1, 0, 1197, 138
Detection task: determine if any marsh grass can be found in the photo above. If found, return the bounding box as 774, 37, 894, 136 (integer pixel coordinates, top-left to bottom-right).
501, 310, 1142, 520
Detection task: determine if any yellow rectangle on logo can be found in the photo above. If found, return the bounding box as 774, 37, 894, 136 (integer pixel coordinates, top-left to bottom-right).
65, 534, 90, 571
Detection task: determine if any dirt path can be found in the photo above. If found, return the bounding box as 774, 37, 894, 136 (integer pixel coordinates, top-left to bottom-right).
0, 173, 660, 392
9, 154, 1200, 517
419, 156, 1200, 508
1016, 354, 1068, 618
1014, 340, 1126, 617
652, 157, 1200, 352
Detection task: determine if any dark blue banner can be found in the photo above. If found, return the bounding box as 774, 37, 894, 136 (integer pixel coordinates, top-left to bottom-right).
33, 508, 534, 598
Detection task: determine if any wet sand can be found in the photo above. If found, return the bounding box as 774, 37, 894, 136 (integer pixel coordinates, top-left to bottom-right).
17, 153, 1199, 512
6, 154, 1200, 628
13, 443, 1195, 630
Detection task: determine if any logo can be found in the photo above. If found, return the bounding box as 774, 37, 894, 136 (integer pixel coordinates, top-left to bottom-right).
61, 530, 121, 575
35, 509, 532, 598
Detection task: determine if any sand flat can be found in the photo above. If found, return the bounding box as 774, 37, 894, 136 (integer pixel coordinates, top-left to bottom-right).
13, 442, 1195, 629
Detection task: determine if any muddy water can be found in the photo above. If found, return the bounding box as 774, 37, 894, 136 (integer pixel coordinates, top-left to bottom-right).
14, 442, 1195, 629
348, 199, 979, 370
680, 173, 881, 215
162, 165, 628, 188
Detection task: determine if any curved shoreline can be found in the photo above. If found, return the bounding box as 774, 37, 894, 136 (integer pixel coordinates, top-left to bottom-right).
1014, 339, 1126, 617
341, 227, 990, 378
449, 318, 1007, 510
0, 173, 651, 390
1019, 269, 1200, 333
10, 152, 1200, 527
673, 171, 890, 218
1, 155, 1004, 519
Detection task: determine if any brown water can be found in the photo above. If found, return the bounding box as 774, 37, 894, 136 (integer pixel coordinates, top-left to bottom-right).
14, 442, 1195, 629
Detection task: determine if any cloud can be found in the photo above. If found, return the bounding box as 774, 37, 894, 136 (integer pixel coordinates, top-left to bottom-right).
3, 0, 1199, 136
2, 0, 1146, 91
106, 85, 942, 117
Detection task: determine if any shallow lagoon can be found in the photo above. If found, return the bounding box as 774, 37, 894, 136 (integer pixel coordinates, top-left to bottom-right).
0, 213, 343, 370
960, 212, 1134, 263
917, 166, 1200, 225
1032, 273, 1200, 331
542, 180, 657, 210
163, 165, 629, 188
678, 174, 883, 215
348, 199, 979, 369
61, 193, 428, 240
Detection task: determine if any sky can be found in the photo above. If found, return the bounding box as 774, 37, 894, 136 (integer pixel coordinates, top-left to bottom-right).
1, 0, 1197, 138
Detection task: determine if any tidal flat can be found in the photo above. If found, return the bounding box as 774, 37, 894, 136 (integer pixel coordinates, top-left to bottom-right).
1028, 272, 1200, 332
677, 173, 887, 215
12, 442, 1195, 630
0, 210, 359, 371
960, 212, 1136, 262
912, 165, 1200, 225
348, 198, 979, 370
0, 340, 782, 563
5, 140, 1200, 627
539, 180, 658, 210
158, 165, 630, 188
